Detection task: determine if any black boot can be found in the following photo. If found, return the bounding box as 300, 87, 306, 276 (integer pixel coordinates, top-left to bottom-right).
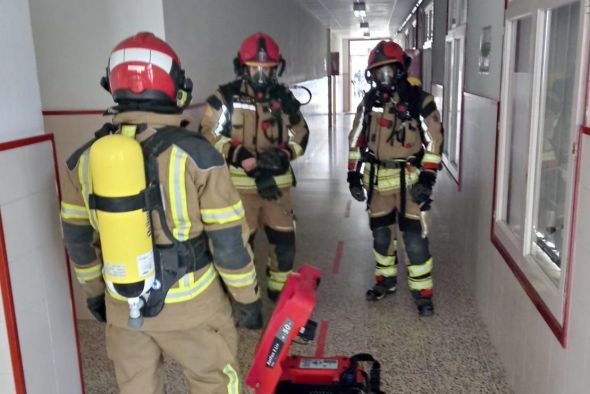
416, 297, 434, 316
366, 276, 397, 301
412, 289, 434, 316
267, 288, 281, 302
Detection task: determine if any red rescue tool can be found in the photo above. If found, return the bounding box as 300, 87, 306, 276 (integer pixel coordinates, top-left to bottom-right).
247, 265, 384, 393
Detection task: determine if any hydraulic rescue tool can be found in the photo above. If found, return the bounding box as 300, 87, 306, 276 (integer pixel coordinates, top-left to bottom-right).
247, 265, 385, 393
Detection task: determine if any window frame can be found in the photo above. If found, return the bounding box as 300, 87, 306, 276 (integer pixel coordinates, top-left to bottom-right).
442, 23, 466, 186
492, 0, 588, 347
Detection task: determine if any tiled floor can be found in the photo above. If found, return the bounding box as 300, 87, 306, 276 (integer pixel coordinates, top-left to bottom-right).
77, 111, 512, 393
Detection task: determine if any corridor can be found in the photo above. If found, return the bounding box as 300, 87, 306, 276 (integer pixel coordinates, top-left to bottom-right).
77, 108, 512, 393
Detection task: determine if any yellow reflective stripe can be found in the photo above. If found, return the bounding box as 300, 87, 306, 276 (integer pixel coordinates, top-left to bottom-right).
373, 250, 396, 266
348, 150, 361, 161
74, 264, 102, 282
363, 165, 420, 191
230, 167, 293, 189
268, 279, 286, 291
269, 270, 291, 282
375, 265, 397, 277
169, 146, 191, 241
219, 267, 257, 288
165, 265, 217, 303
422, 151, 442, 165
121, 124, 137, 138
78, 150, 99, 229
223, 364, 239, 394
408, 276, 433, 291
61, 202, 89, 220
408, 258, 433, 278
288, 141, 304, 158
201, 201, 245, 225
215, 136, 232, 154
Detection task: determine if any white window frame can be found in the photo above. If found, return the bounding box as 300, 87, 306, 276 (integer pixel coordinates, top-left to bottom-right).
493, 0, 589, 345
442, 24, 466, 184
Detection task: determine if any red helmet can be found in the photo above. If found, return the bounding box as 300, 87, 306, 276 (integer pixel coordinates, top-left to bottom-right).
367, 41, 405, 70
100, 32, 192, 109
239, 32, 281, 67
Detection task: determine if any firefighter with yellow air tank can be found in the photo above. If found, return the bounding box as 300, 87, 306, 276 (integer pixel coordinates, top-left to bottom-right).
60, 32, 261, 393
347, 40, 443, 316
200, 32, 310, 301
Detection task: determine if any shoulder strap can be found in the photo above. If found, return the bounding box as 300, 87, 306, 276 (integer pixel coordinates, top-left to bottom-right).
66, 123, 117, 170
218, 80, 242, 114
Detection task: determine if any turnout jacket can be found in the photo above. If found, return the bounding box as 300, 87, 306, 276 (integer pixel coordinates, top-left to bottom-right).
60, 111, 259, 330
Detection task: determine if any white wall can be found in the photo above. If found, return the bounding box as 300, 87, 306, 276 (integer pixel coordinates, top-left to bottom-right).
433, 0, 590, 392
162, 0, 328, 103
29, 0, 165, 111
0, 0, 43, 143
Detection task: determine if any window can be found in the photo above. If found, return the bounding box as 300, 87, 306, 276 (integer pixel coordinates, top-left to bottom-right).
494, 0, 583, 345
442, 1, 466, 183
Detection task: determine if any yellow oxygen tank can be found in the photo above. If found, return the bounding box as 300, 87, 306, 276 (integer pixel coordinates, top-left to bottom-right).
89, 133, 155, 327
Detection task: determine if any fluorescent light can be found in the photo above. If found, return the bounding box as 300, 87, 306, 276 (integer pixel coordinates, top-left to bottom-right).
353, 1, 366, 18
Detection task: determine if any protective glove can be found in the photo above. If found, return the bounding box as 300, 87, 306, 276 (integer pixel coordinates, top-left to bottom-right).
410, 170, 436, 205
87, 294, 106, 323
255, 172, 282, 200
347, 171, 366, 202
235, 299, 263, 329
228, 144, 254, 169
257, 148, 290, 176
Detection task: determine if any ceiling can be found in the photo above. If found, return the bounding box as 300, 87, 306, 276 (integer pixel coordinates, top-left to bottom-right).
295, 0, 417, 39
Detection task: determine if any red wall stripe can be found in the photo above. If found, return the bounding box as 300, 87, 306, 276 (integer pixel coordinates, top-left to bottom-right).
0, 134, 86, 392
0, 211, 27, 394
42, 101, 205, 116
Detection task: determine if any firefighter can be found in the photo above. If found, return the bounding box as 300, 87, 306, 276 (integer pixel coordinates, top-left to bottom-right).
60, 32, 261, 393
347, 41, 443, 316
200, 32, 310, 301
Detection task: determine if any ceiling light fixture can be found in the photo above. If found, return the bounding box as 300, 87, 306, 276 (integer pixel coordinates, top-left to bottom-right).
363, 31, 371, 37
360, 21, 369, 33
353, 1, 367, 18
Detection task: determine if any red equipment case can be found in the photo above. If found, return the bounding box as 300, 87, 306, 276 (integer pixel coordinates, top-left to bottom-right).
246, 265, 384, 394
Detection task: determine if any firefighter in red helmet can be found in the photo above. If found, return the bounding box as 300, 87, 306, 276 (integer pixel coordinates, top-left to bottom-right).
200, 32, 310, 301
60, 32, 260, 393
347, 40, 443, 316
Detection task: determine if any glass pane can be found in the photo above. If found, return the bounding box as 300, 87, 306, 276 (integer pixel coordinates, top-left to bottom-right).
443, 41, 455, 159
532, 2, 579, 273
452, 38, 464, 166
504, 16, 534, 241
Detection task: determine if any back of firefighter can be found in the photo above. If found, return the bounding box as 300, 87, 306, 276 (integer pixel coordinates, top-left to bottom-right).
347, 41, 443, 316
60, 32, 261, 394
200, 32, 310, 300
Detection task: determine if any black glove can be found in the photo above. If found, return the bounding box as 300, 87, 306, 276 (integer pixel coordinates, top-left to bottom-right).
255, 172, 282, 200
347, 171, 366, 202
257, 148, 290, 176
410, 170, 437, 205
228, 144, 254, 169
87, 294, 106, 323
235, 300, 263, 329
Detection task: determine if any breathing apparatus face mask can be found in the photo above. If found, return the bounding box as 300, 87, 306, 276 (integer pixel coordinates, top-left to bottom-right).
247, 65, 276, 90
372, 64, 398, 89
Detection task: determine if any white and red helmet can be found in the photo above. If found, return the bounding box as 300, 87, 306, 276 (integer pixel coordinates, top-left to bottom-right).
101, 32, 192, 108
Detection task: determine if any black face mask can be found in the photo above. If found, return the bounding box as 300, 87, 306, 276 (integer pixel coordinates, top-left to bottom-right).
246, 65, 278, 92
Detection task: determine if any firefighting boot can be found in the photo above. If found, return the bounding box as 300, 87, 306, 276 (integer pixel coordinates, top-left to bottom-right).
413, 290, 434, 316
267, 288, 281, 302
366, 276, 397, 301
